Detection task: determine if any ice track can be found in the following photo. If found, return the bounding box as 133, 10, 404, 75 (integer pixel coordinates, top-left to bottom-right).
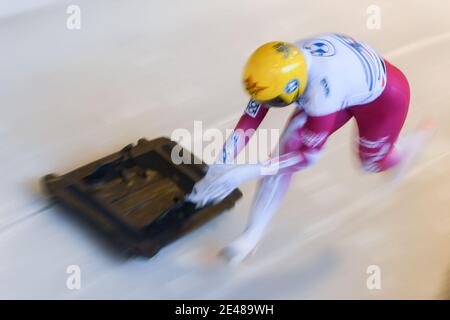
0, 0, 449, 299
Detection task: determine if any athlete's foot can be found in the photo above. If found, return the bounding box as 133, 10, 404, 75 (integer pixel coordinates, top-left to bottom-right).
389, 119, 436, 186
219, 235, 259, 266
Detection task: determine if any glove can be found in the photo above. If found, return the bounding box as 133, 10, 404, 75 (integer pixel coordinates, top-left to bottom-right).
187, 163, 261, 208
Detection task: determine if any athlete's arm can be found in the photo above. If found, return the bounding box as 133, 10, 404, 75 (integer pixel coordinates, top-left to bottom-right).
217, 99, 269, 164
187, 100, 268, 205
261, 112, 338, 175
187, 112, 338, 207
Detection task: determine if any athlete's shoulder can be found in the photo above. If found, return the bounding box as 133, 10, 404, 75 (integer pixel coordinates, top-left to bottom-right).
295, 33, 340, 58
296, 33, 380, 57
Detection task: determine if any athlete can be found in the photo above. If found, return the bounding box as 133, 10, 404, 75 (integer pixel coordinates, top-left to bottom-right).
188, 33, 432, 265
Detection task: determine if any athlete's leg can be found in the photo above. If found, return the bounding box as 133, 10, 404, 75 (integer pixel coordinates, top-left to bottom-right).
350, 61, 410, 173
238, 108, 353, 245
221, 108, 352, 264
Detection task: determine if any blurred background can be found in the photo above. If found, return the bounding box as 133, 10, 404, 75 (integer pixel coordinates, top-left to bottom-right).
0, 0, 449, 299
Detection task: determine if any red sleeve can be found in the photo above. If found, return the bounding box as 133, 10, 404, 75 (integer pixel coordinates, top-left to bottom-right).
261, 112, 339, 174
234, 100, 269, 144
299, 112, 337, 154
219, 100, 269, 163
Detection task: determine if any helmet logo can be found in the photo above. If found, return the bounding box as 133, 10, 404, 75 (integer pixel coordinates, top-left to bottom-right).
272, 42, 290, 59
285, 79, 299, 94
244, 77, 268, 96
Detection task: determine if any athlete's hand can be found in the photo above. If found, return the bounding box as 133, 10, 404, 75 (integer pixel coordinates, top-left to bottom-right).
187, 163, 261, 208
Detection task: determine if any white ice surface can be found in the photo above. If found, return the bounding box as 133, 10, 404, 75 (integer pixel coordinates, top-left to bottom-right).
0, 0, 449, 299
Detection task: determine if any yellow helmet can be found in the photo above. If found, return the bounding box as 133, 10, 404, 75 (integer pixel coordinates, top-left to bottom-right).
242, 41, 308, 107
